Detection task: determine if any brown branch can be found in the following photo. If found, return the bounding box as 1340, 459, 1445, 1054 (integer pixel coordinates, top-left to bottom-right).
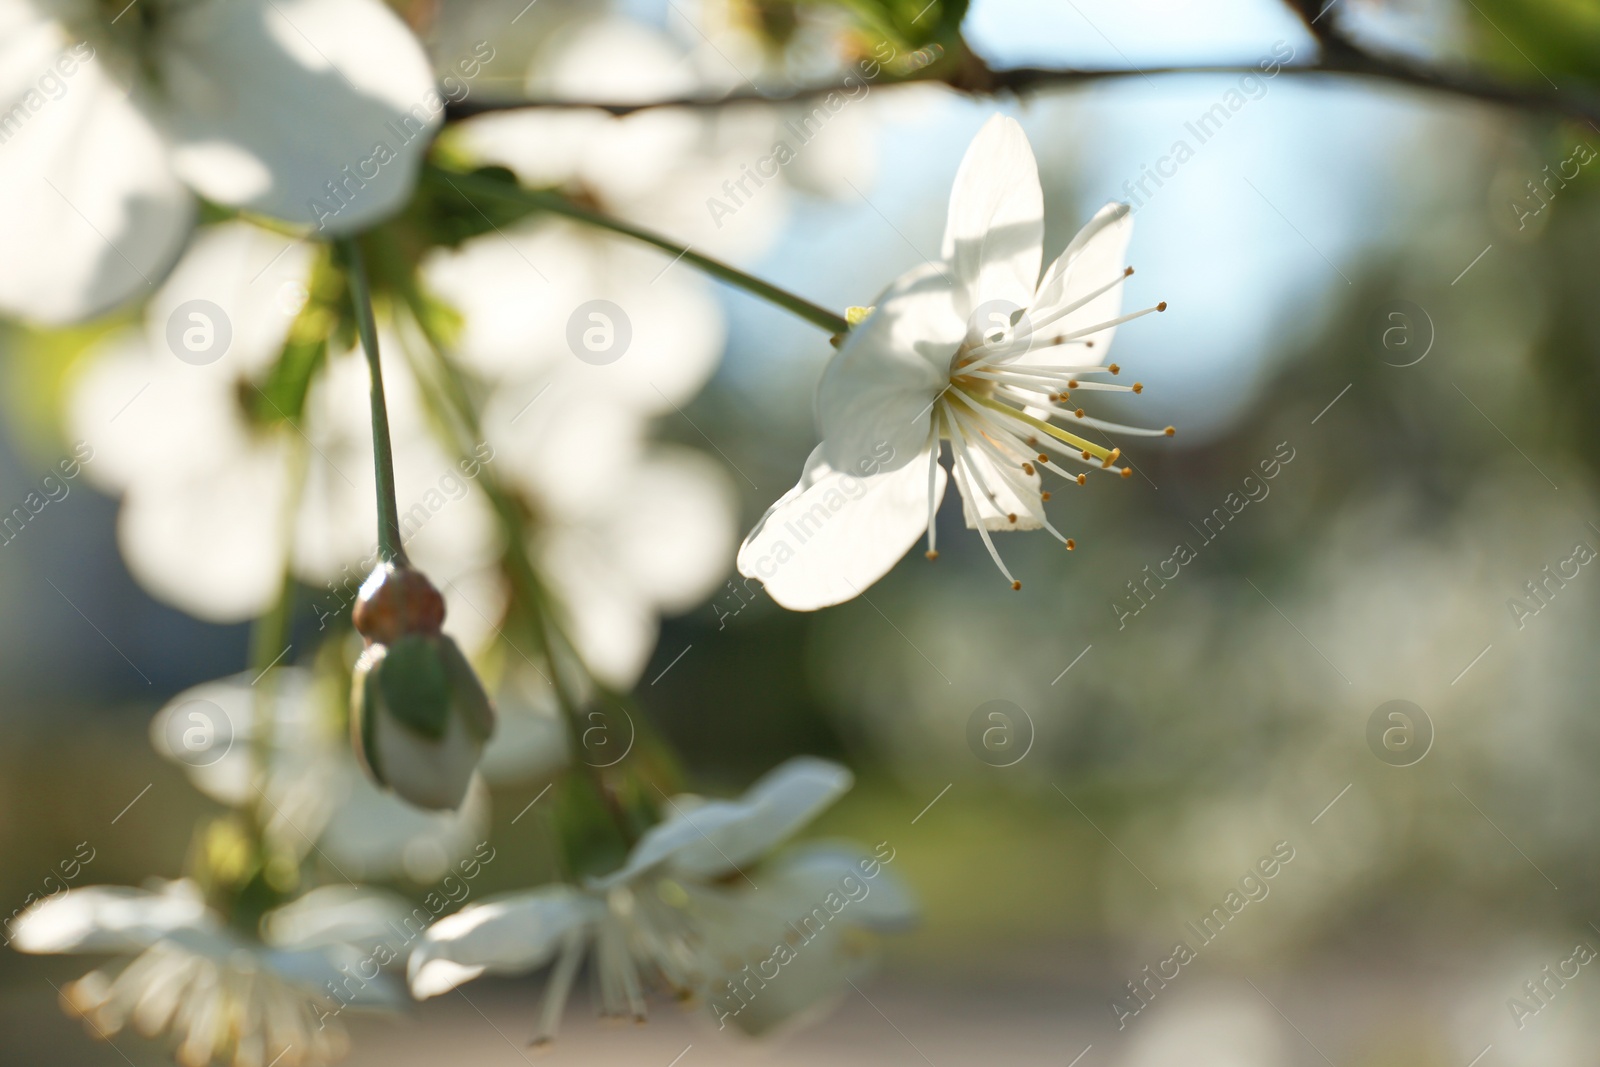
444, 48, 1600, 131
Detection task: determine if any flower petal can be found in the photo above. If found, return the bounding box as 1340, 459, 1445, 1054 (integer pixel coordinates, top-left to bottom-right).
1028, 201, 1133, 360
408, 888, 595, 998
939, 115, 1043, 319
817, 262, 959, 477
597, 757, 852, 888
0, 24, 192, 323
155, 0, 438, 232
261, 886, 415, 950
11, 881, 211, 955
738, 443, 944, 611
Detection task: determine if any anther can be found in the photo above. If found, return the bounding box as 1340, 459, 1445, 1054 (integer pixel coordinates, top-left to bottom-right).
1080, 450, 1091, 460
1074, 408, 1085, 418
1041, 491, 1052, 501
1120, 467, 1133, 479
1164, 426, 1176, 437
1109, 363, 1120, 375
1075, 473, 1086, 485
1022, 462, 1035, 475
1011, 580, 1022, 591
1038, 453, 1049, 463
1007, 513, 1017, 524
1124, 266, 1134, 277
1156, 301, 1168, 311
1066, 538, 1076, 550
1132, 382, 1143, 394
925, 549, 939, 561
1068, 379, 1079, 388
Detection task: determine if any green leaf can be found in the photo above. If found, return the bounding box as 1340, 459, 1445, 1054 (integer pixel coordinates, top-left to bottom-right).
1462, 0, 1600, 91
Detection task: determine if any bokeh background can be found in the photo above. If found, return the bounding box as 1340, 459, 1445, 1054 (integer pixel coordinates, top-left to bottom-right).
5, 0, 1600, 1063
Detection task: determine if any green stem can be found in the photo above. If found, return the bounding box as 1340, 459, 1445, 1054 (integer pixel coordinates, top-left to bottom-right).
339, 238, 406, 565
427, 165, 852, 336
393, 288, 651, 843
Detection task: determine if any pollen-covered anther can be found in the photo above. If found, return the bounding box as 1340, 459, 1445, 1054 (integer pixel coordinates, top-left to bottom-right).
1067, 379, 1079, 388
1120, 467, 1133, 479
1037, 453, 1049, 463
1011, 580, 1022, 591
1108, 363, 1120, 375
1021, 462, 1035, 475
1132, 382, 1144, 394
1007, 513, 1017, 524
1074, 408, 1085, 418
1041, 491, 1052, 500
925, 549, 939, 561
1066, 538, 1076, 550
1080, 449, 1091, 460
1157, 301, 1168, 311
1075, 473, 1087, 486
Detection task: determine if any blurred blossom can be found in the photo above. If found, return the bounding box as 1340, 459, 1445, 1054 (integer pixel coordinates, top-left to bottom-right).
11, 878, 407, 1067
152, 669, 492, 884
0, 0, 437, 324
67, 222, 504, 626
408, 757, 914, 1040
536, 448, 737, 689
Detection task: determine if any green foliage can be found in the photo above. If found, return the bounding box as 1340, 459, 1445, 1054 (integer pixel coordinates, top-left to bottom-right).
819, 0, 969, 50
1461, 0, 1600, 90
408, 164, 543, 250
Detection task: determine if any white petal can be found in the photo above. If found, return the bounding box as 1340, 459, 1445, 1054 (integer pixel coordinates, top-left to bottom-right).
817, 261, 960, 478
609, 448, 738, 613
939, 115, 1043, 318
144, 221, 315, 373
319, 769, 491, 883
11, 881, 210, 954
155, 0, 438, 231
765, 844, 918, 931
261, 886, 414, 950
953, 438, 1044, 531
737, 443, 944, 612
117, 443, 293, 622
597, 757, 852, 887
408, 888, 595, 998
0, 25, 192, 323
1028, 201, 1134, 360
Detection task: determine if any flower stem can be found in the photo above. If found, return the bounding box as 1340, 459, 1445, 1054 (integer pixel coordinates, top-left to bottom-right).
339, 238, 406, 565
427, 165, 852, 336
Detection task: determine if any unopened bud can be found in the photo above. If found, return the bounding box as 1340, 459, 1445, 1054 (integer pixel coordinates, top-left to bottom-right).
350, 562, 494, 811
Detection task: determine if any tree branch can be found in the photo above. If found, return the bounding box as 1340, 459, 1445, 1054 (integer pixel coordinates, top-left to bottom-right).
445, 49, 1600, 131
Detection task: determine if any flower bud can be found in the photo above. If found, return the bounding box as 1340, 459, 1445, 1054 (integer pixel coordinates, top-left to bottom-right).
350, 562, 494, 810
